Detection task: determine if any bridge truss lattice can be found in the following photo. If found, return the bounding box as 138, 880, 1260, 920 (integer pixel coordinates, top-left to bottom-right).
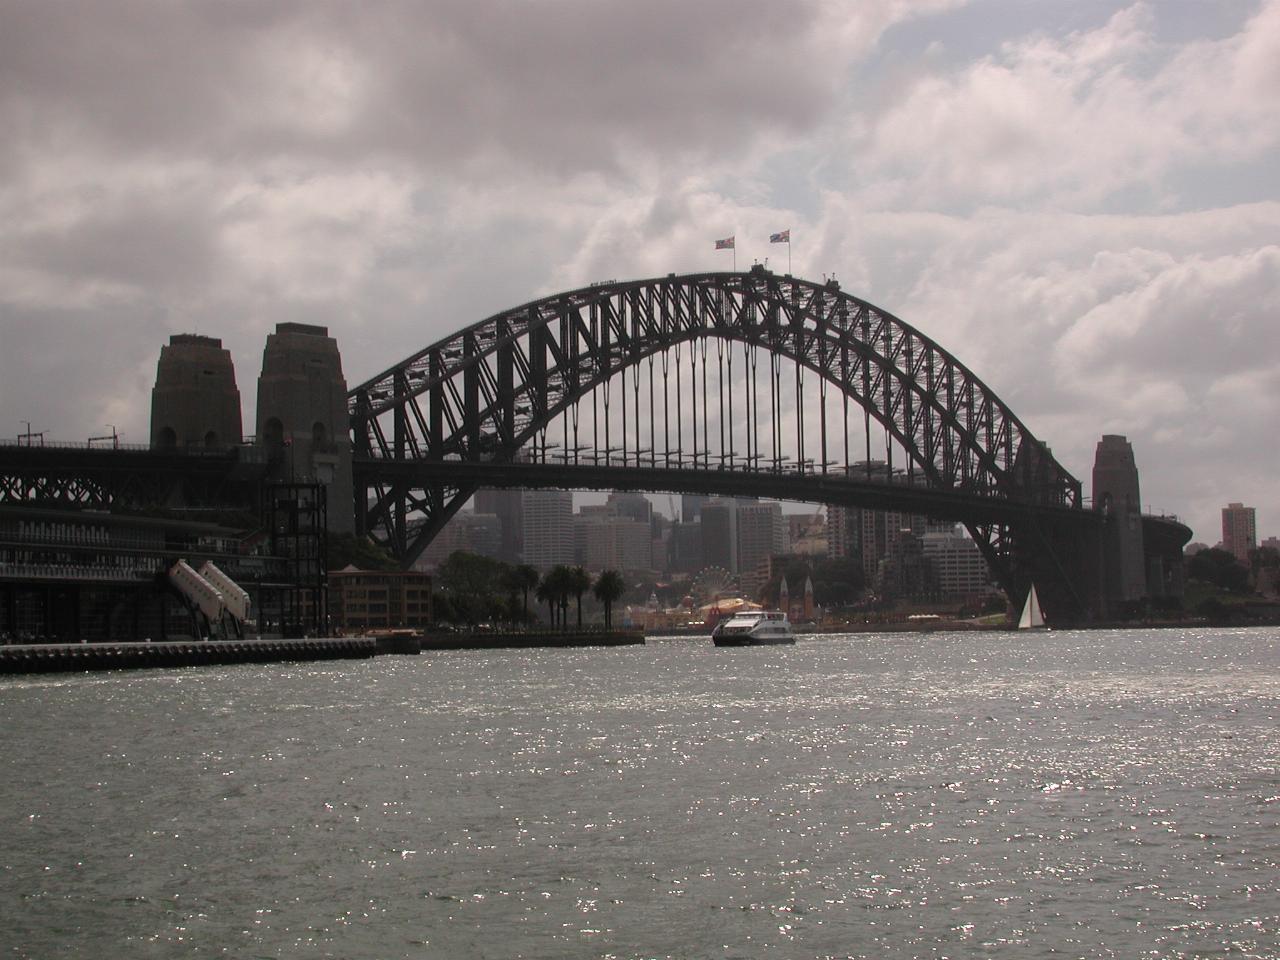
349, 267, 1088, 613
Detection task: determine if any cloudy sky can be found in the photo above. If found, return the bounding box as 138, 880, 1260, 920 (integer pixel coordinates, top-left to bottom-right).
2, 0, 1277, 544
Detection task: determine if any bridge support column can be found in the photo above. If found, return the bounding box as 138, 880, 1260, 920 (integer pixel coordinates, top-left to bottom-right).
257, 323, 355, 534
1093, 435, 1146, 620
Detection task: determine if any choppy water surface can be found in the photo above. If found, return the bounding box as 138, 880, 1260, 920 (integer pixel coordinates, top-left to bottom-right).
1, 628, 1278, 959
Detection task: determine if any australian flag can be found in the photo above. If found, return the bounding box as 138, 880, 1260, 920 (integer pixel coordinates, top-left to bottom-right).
715, 236, 735, 250
769, 229, 790, 243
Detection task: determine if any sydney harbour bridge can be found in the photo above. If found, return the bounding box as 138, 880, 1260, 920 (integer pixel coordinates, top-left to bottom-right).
349, 265, 1182, 625
3, 265, 1189, 627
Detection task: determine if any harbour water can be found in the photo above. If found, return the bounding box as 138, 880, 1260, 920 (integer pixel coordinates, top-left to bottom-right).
1, 627, 1277, 959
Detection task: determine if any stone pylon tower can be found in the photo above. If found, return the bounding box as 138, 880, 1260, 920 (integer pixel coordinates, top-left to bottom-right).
150, 335, 243, 449
1092, 434, 1146, 611
255, 323, 354, 533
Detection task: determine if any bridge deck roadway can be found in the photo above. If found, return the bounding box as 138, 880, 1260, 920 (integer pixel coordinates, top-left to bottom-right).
354, 457, 1099, 529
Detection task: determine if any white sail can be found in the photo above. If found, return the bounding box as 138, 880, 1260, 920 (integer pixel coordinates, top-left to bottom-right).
1018, 585, 1045, 630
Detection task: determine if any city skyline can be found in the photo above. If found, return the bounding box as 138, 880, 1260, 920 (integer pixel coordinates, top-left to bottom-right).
2, 1, 1278, 545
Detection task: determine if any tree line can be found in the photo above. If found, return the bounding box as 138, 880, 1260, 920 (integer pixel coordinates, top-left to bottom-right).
433, 551, 626, 629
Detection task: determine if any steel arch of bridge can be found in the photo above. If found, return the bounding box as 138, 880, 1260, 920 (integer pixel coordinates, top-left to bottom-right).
349, 267, 1087, 609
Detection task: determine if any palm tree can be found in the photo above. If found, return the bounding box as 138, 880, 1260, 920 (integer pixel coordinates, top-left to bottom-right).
592, 570, 626, 629
535, 576, 556, 626
547, 565, 574, 628
538, 566, 574, 627
514, 564, 540, 621
568, 566, 591, 627
505, 564, 540, 623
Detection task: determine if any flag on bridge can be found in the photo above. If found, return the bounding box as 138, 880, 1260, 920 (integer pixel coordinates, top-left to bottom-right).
769, 229, 790, 244
715, 236, 735, 250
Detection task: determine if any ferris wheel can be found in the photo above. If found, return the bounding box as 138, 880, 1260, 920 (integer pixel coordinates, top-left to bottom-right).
691, 565, 739, 603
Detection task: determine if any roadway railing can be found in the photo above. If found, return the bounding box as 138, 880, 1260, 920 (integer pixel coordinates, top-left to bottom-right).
0, 438, 260, 456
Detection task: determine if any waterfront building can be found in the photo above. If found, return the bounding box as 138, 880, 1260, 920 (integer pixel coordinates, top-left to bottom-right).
1222, 503, 1257, 565
0, 505, 285, 642
329, 567, 433, 633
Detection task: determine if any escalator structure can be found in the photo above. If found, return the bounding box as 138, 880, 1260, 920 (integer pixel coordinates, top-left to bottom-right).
166, 560, 252, 640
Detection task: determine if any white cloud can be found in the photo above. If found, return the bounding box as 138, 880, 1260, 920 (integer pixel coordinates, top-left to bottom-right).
859, 1, 1280, 209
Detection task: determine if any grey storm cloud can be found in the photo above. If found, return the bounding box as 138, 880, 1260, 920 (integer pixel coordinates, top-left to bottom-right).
1, 0, 1277, 544
0, 0, 845, 175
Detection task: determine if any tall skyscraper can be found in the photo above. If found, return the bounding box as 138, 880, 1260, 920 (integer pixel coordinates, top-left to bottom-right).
700, 500, 738, 573
737, 501, 786, 593
474, 488, 524, 563
416, 510, 504, 570
681, 494, 710, 524
608, 491, 653, 524
669, 521, 703, 574
1222, 502, 1257, 564
521, 489, 575, 568
825, 462, 925, 582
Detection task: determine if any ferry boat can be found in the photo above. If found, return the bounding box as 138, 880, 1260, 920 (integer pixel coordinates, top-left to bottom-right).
711, 610, 795, 646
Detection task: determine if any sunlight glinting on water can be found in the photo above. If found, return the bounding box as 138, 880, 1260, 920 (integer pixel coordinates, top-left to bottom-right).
1, 628, 1277, 958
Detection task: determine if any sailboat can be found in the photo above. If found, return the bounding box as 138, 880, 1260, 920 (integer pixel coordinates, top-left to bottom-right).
1018, 584, 1047, 630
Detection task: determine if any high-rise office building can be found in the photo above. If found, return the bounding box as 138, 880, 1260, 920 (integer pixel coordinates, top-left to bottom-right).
700, 500, 738, 573
825, 462, 926, 582
521, 489, 575, 568
921, 528, 993, 598
577, 504, 652, 572
669, 521, 703, 574
474, 488, 524, 563
1222, 502, 1257, 564
737, 501, 787, 593
681, 494, 710, 524
608, 492, 653, 525
415, 510, 504, 570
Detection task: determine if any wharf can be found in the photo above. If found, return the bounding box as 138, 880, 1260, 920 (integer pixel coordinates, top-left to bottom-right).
0, 637, 379, 674
420, 628, 644, 651
0, 629, 646, 674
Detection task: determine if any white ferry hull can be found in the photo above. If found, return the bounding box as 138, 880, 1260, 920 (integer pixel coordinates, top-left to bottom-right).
712, 633, 795, 646
710, 610, 796, 646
